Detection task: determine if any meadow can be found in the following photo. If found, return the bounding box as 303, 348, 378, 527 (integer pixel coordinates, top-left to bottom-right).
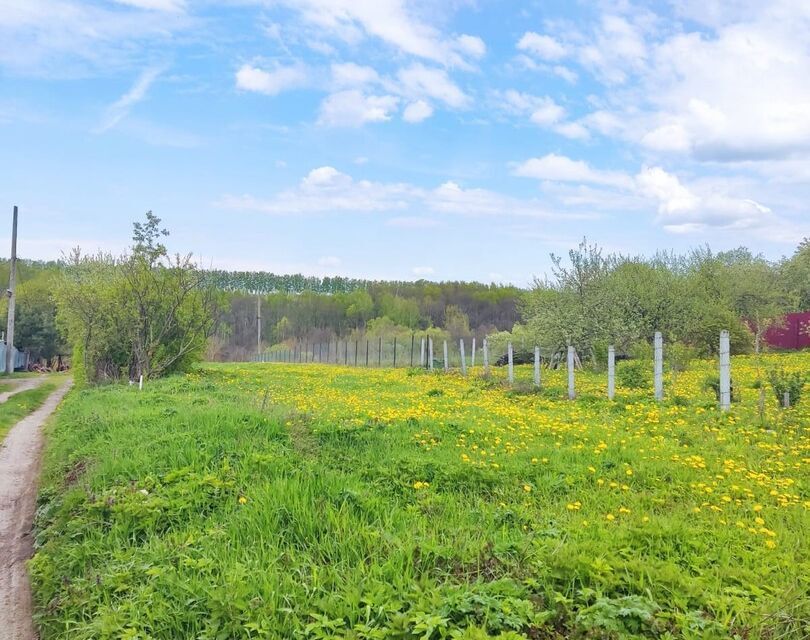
30, 353, 809, 639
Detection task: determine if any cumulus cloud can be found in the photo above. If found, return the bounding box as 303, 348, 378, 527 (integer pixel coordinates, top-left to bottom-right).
396, 63, 470, 108
517, 32, 567, 60
402, 100, 433, 123
513, 154, 633, 189
317, 90, 399, 126
112, 0, 185, 11
236, 63, 308, 95
330, 62, 379, 88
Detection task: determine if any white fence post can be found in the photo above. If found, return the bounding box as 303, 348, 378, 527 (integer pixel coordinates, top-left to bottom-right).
533, 346, 540, 388
507, 341, 514, 384
783, 391, 791, 408
483, 338, 489, 374
607, 345, 615, 400
443, 340, 449, 372
654, 331, 663, 401
567, 345, 575, 400
460, 339, 467, 376
719, 330, 730, 411
420, 337, 425, 367
428, 337, 434, 371
471, 337, 476, 368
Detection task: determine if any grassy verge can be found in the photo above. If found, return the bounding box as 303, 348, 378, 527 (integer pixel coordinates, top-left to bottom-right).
31, 354, 809, 639
0, 378, 62, 441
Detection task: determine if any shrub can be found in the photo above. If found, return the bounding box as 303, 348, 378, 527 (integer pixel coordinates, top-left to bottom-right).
617, 361, 649, 389
703, 374, 736, 403
768, 368, 806, 406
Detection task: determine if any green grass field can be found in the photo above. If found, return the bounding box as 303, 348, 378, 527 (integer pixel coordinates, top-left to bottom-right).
31, 354, 809, 639
0, 378, 62, 441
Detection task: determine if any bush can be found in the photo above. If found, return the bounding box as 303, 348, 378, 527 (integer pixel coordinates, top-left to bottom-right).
703, 374, 736, 403
618, 361, 649, 389
767, 369, 806, 406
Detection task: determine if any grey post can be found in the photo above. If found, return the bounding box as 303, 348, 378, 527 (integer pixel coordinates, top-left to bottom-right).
420, 337, 425, 367
607, 345, 615, 400
5, 206, 17, 376
471, 337, 476, 368
460, 339, 467, 375
483, 337, 489, 373
719, 330, 731, 411
783, 391, 791, 408
507, 341, 514, 384
654, 331, 663, 401
567, 345, 575, 400
533, 346, 540, 388
428, 337, 434, 371
443, 340, 449, 372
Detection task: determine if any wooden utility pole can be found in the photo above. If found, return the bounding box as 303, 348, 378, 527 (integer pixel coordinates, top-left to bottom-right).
5, 206, 18, 375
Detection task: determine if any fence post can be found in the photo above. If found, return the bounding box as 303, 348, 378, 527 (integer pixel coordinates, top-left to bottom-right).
378, 337, 382, 367
410, 333, 415, 367
719, 330, 730, 411
483, 338, 489, 374
366, 340, 369, 367
471, 337, 476, 368
507, 341, 514, 384
393, 337, 398, 367
534, 346, 540, 388
783, 391, 791, 408
428, 337, 434, 371
344, 341, 348, 365
460, 339, 467, 376
443, 340, 449, 372
420, 337, 425, 367
355, 340, 358, 366
608, 345, 615, 400
654, 331, 663, 401
567, 345, 575, 400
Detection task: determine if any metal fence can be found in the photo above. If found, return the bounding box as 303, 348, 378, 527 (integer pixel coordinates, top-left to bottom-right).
0, 342, 28, 373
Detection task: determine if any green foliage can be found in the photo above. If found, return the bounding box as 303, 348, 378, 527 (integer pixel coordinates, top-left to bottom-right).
617, 360, 649, 389
767, 368, 806, 406
54, 213, 220, 383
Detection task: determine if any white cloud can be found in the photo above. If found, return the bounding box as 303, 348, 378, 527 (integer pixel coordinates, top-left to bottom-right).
96, 66, 162, 133
112, 0, 185, 11
235, 63, 308, 95
635, 166, 774, 231
396, 63, 470, 108
455, 34, 486, 59
387, 216, 439, 228
330, 62, 379, 88
428, 181, 584, 219
403, 100, 433, 123
513, 154, 634, 189
517, 32, 566, 60
317, 256, 342, 267
272, 0, 484, 67
317, 90, 399, 126
218, 166, 418, 214
553, 121, 589, 140
412, 266, 435, 276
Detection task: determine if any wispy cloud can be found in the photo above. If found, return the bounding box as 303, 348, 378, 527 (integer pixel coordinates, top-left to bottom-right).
96, 66, 163, 133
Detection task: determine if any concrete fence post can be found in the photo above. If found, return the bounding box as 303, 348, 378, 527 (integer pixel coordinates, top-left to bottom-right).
607, 345, 615, 401
507, 341, 514, 384
443, 340, 449, 372
567, 345, 575, 400
534, 346, 540, 388
460, 339, 467, 376
483, 338, 489, 374
471, 337, 476, 368
654, 331, 663, 401
783, 391, 791, 408
719, 330, 731, 411
420, 337, 426, 367
428, 337, 434, 371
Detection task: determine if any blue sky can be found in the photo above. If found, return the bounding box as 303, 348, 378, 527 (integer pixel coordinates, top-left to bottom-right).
1, 0, 809, 285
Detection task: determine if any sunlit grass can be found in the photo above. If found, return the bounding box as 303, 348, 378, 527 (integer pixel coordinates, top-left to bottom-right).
31, 353, 809, 639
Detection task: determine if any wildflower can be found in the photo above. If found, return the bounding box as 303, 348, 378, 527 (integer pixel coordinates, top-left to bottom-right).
605, 513, 615, 521
238, 496, 248, 505
523, 484, 532, 493
753, 504, 763, 512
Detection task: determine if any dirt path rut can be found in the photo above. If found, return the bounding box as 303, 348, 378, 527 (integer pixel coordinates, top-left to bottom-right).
0, 380, 72, 640
0, 378, 44, 404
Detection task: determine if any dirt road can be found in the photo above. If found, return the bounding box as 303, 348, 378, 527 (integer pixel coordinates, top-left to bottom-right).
0, 380, 71, 640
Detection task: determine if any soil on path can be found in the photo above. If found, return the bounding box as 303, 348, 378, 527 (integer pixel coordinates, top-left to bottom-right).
0, 378, 44, 404
0, 379, 72, 640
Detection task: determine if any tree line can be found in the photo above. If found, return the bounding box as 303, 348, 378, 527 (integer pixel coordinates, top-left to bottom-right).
1, 213, 808, 382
